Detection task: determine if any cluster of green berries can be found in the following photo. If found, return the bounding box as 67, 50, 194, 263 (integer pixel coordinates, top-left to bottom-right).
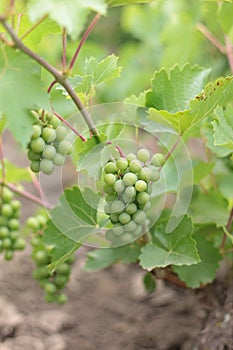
0, 187, 26, 260
103, 149, 165, 245
28, 215, 73, 304
28, 112, 73, 175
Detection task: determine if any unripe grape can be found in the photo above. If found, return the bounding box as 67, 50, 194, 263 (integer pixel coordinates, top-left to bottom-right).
44, 282, 57, 294
105, 229, 115, 241
52, 153, 66, 166
57, 293, 68, 304
124, 221, 137, 232
119, 212, 131, 224
125, 186, 136, 199
28, 149, 41, 161
36, 266, 50, 279
37, 215, 47, 228
2, 238, 12, 249
103, 184, 114, 194
129, 159, 142, 173
137, 148, 150, 162
55, 126, 67, 141
123, 172, 137, 186
139, 167, 152, 182
42, 126, 56, 142
11, 200, 21, 211
54, 275, 68, 288
44, 293, 55, 303
30, 236, 41, 247
4, 250, 14, 260
116, 157, 128, 171
104, 173, 116, 185
104, 162, 117, 174
106, 193, 117, 202
126, 153, 136, 162
126, 203, 137, 215
113, 224, 124, 236
30, 137, 46, 153
40, 159, 54, 175
8, 218, 19, 230
0, 217, 8, 226
42, 145, 56, 160
27, 217, 40, 230
133, 210, 146, 224
134, 225, 143, 236
56, 263, 70, 275
110, 213, 119, 223
121, 233, 133, 244
13, 238, 26, 250
10, 231, 19, 241
137, 192, 150, 205
48, 116, 60, 128
0, 226, 9, 239
1, 204, 13, 217
114, 179, 125, 193
104, 203, 112, 215
31, 125, 42, 139
135, 180, 147, 192
58, 141, 73, 155
111, 200, 125, 214
30, 160, 40, 173
34, 250, 50, 265
151, 153, 165, 167
2, 188, 13, 202
139, 201, 151, 210
150, 168, 160, 182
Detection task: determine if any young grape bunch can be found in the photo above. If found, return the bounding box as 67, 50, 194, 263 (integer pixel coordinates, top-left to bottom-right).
27, 111, 73, 175
28, 214, 74, 304
0, 187, 26, 260
103, 149, 165, 245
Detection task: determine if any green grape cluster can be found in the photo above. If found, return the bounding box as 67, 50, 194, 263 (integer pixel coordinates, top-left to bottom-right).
0, 187, 26, 260
103, 149, 165, 245
28, 112, 73, 175
28, 215, 74, 304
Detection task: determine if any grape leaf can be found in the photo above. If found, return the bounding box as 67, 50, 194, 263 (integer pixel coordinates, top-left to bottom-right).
173, 232, 222, 288
43, 186, 100, 246
147, 68, 233, 135
106, 0, 154, 6
217, 2, 233, 34
0, 160, 32, 183
188, 189, 229, 226
28, 0, 106, 39
143, 272, 156, 293
0, 47, 49, 148
146, 64, 211, 113
212, 106, 233, 150
219, 173, 233, 200
202, 123, 232, 157
193, 161, 214, 184
84, 243, 141, 272
139, 213, 199, 270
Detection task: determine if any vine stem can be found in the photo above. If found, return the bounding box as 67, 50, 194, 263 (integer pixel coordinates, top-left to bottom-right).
68, 13, 101, 72
52, 110, 87, 141
221, 206, 233, 250
0, 180, 53, 209
196, 23, 226, 54
0, 18, 99, 136
152, 269, 187, 288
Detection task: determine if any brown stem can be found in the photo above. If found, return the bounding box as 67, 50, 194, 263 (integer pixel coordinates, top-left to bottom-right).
152, 269, 187, 288
0, 18, 99, 136
196, 23, 226, 54
68, 13, 101, 72
52, 110, 87, 141
47, 80, 57, 93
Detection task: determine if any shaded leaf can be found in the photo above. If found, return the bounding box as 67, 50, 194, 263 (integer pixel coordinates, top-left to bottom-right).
143, 272, 156, 293
212, 106, 233, 150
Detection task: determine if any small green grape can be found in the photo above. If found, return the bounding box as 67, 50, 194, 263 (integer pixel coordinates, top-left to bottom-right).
31, 125, 42, 139
34, 250, 50, 265
2, 238, 12, 249
106, 193, 117, 202
27, 217, 40, 230
126, 203, 137, 215
135, 180, 147, 192
110, 213, 119, 223
58, 141, 73, 155
133, 210, 146, 224
104, 174, 116, 186
0, 227, 9, 239
150, 168, 160, 182
30, 160, 40, 173
103, 184, 114, 194
123, 221, 137, 232
54, 275, 68, 288
48, 116, 60, 128
125, 186, 136, 199
44, 293, 56, 303
37, 215, 47, 228
121, 233, 133, 244
126, 153, 136, 162
114, 179, 125, 193
42, 126, 57, 142
30, 137, 46, 154
151, 153, 165, 167
123, 172, 137, 186
36, 266, 50, 279
4, 250, 14, 260
52, 153, 66, 166
56, 263, 70, 275
30, 236, 41, 247
104, 203, 112, 215
10, 231, 20, 241
28, 149, 41, 161
1, 204, 14, 217
13, 238, 26, 250
139, 167, 152, 182
137, 192, 150, 205
129, 159, 142, 173
57, 293, 68, 304
137, 148, 150, 162
111, 200, 125, 214
55, 126, 68, 141
113, 224, 124, 236
119, 212, 131, 224
104, 162, 117, 174
116, 157, 128, 171
0, 217, 8, 226
8, 218, 19, 230
44, 282, 57, 294
11, 200, 21, 211
42, 145, 56, 160
40, 159, 54, 175
2, 188, 13, 202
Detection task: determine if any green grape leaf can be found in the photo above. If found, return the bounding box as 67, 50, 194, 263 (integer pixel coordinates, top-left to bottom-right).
44, 220, 80, 268
139, 213, 199, 270
218, 2, 233, 34
219, 173, 233, 200
202, 123, 232, 157
44, 186, 100, 247
143, 272, 156, 293
0, 160, 32, 183
212, 106, 233, 150
147, 68, 233, 135
146, 64, 211, 113
188, 189, 229, 226
106, 0, 154, 6
193, 161, 214, 184
0, 47, 49, 149
84, 243, 141, 272
173, 232, 222, 288
28, 0, 107, 39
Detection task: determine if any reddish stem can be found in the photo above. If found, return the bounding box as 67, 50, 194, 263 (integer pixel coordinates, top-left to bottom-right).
68, 13, 101, 72
115, 145, 125, 158
52, 110, 87, 142
47, 80, 57, 94
196, 23, 226, 54
62, 27, 67, 73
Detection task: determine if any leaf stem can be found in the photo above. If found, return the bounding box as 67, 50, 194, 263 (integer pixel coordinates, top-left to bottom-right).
0, 180, 53, 209
196, 23, 226, 54
16, 14, 22, 35
0, 18, 99, 136
68, 13, 101, 72
52, 110, 87, 142
20, 15, 48, 40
